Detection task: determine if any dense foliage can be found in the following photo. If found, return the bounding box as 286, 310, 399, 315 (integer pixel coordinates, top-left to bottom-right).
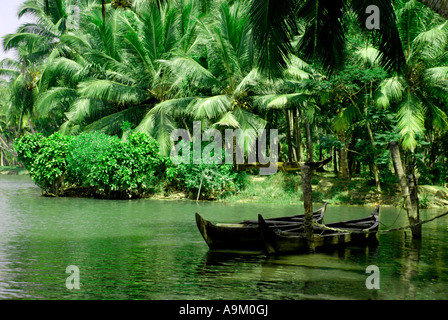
15, 131, 247, 199
2, 0, 448, 200
167, 142, 248, 199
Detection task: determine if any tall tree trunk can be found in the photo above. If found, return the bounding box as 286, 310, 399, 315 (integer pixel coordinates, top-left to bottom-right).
285, 110, 296, 162
338, 133, 350, 180
365, 83, 382, 193
333, 146, 338, 173
294, 108, 304, 162
27, 118, 36, 134
417, 0, 448, 19
366, 120, 381, 193
301, 165, 315, 253
305, 118, 313, 161
390, 141, 421, 239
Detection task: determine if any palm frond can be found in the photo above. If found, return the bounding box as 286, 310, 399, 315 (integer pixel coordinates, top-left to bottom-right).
413, 23, 448, 62
350, 0, 405, 73
284, 54, 315, 80
159, 56, 221, 89
333, 104, 360, 133
78, 79, 149, 105
65, 98, 108, 124
84, 105, 147, 136
396, 90, 425, 150
214, 111, 239, 128
296, 0, 346, 75
149, 97, 197, 117
425, 102, 448, 132
186, 95, 231, 120
424, 67, 448, 82
376, 76, 406, 108
355, 46, 382, 67
254, 93, 309, 110
248, 0, 298, 78
135, 111, 178, 156
34, 87, 77, 116
233, 69, 260, 97
225, 107, 267, 154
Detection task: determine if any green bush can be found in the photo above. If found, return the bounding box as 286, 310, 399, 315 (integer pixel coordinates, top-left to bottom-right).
15, 133, 73, 195
14, 133, 44, 170
15, 131, 247, 200
166, 142, 248, 199
66, 131, 166, 198
15, 131, 167, 198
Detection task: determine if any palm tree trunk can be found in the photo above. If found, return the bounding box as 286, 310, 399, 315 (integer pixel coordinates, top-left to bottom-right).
305, 118, 313, 162
366, 116, 381, 193
285, 109, 296, 163
294, 108, 304, 162
366, 82, 381, 193
417, 0, 448, 19
390, 141, 421, 239
338, 133, 350, 180
27, 118, 36, 134
18, 111, 24, 136
333, 147, 338, 173
301, 165, 315, 253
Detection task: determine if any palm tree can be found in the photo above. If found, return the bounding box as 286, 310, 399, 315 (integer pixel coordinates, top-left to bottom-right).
330, 48, 389, 189
53, 0, 202, 151
248, 0, 406, 78
250, 53, 317, 164
0, 45, 43, 135
0, 80, 18, 166
136, 0, 268, 156
375, 0, 448, 151
0, 0, 89, 134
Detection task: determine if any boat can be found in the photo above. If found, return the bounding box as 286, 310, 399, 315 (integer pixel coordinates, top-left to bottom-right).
236, 157, 332, 172
258, 205, 380, 254
195, 203, 327, 251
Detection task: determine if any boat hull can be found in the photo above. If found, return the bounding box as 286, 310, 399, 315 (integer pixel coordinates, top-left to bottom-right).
259, 205, 380, 254
195, 203, 327, 251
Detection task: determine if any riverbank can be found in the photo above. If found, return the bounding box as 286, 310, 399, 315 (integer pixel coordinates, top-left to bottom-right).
0, 166, 28, 175
220, 172, 448, 209
2, 166, 447, 208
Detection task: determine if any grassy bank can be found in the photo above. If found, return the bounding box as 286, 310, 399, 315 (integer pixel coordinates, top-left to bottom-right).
2, 165, 447, 208
221, 171, 448, 209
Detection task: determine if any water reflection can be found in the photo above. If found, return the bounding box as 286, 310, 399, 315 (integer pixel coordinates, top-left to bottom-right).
1, 175, 448, 300
400, 240, 421, 299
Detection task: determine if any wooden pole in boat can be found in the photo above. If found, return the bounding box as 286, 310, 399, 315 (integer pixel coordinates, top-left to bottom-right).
390, 141, 422, 239
301, 165, 315, 253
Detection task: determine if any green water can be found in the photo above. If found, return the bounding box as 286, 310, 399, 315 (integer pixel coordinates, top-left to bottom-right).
0, 175, 447, 300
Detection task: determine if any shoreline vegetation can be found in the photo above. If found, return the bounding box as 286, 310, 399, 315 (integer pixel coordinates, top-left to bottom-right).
0, 1, 447, 216
3, 163, 447, 209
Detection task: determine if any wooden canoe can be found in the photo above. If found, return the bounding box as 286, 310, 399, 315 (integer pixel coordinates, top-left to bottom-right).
258, 205, 380, 254
195, 203, 327, 251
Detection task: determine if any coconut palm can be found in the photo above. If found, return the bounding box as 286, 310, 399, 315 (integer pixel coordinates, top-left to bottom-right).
375, 0, 448, 151
52, 0, 207, 148
136, 0, 268, 156
0, 0, 92, 134
250, 53, 317, 163
248, 0, 406, 78
0, 45, 43, 135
